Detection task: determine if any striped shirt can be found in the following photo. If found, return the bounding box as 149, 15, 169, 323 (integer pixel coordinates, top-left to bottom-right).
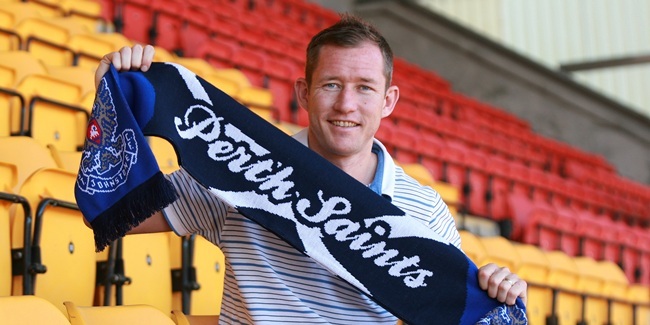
163, 129, 461, 324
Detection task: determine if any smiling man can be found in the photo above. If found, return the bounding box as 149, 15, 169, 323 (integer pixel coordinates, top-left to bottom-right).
94, 14, 527, 324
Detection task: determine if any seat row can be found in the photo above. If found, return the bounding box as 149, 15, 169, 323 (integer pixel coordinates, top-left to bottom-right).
460, 230, 650, 325
379, 126, 649, 228
0, 142, 226, 317
0, 295, 196, 324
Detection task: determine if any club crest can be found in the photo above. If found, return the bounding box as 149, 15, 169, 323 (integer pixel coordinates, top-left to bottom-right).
76, 77, 139, 195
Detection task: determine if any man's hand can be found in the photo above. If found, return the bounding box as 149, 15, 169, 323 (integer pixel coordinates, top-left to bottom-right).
477, 263, 527, 306
94, 44, 156, 88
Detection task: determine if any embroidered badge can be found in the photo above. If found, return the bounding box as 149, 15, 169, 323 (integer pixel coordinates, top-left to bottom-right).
77, 78, 139, 195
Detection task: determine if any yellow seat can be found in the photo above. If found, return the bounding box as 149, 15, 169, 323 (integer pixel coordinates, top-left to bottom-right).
211, 68, 274, 120
46, 65, 97, 102
16, 73, 88, 151
0, 8, 21, 51
64, 300, 177, 325
149, 136, 179, 174
0, 136, 58, 192
13, 16, 86, 66
459, 230, 486, 265
543, 250, 583, 325
512, 243, 552, 325
401, 163, 435, 187
67, 32, 132, 69
574, 256, 608, 325
11, 168, 96, 315
170, 234, 225, 316
97, 233, 173, 314
47, 143, 82, 172
627, 284, 650, 325
479, 236, 520, 271
173, 57, 220, 78
59, 0, 106, 32
0, 295, 70, 324
0, 161, 18, 296
0, 51, 48, 135
598, 260, 633, 325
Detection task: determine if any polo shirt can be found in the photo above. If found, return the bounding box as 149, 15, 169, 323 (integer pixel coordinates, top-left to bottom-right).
163, 129, 461, 324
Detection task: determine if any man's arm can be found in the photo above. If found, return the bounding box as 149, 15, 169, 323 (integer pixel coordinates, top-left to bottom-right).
128, 211, 171, 234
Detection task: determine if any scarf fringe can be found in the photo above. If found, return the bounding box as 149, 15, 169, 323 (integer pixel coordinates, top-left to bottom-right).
90, 171, 178, 251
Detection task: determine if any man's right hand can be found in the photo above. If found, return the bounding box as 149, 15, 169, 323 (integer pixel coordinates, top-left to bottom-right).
95, 44, 156, 88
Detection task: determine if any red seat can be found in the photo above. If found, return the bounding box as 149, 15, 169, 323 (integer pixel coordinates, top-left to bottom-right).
196, 38, 239, 69
118, 0, 154, 44
232, 47, 266, 87
390, 126, 419, 164
485, 156, 513, 221
261, 57, 298, 123
418, 135, 445, 181
507, 192, 558, 246
463, 149, 489, 218
146, 0, 184, 53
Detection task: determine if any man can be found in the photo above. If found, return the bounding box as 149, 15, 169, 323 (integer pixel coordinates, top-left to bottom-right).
95, 14, 526, 324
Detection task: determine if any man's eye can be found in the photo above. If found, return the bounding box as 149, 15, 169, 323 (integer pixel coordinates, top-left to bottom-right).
323, 83, 339, 89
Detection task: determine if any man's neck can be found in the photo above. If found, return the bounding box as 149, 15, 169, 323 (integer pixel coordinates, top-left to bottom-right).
326, 151, 378, 186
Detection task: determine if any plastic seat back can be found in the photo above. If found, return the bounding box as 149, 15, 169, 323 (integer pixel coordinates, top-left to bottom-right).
11, 168, 95, 315
479, 236, 520, 271
64, 300, 177, 325
0, 161, 17, 296
459, 230, 486, 266
544, 250, 582, 325
574, 256, 608, 325
513, 243, 552, 325
0, 295, 70, 325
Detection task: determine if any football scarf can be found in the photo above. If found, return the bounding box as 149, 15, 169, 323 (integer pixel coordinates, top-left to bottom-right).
75, 63, 527, 324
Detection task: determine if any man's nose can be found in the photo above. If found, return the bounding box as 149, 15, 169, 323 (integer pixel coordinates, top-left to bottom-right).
334, 87, 357, 113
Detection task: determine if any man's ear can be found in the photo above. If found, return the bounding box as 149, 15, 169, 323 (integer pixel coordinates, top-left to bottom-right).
294, 77, 309, 111
382, 85, 399, 118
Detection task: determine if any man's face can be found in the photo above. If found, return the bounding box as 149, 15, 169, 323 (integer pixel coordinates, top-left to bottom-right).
296, 42, 399, 161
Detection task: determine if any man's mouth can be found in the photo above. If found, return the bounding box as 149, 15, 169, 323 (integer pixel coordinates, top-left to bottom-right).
330, 120, 359, 127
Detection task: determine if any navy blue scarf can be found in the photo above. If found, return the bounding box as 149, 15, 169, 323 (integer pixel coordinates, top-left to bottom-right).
75, 63, 527, 324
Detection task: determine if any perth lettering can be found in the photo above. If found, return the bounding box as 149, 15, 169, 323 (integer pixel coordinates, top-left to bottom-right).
170, 64, 434, 289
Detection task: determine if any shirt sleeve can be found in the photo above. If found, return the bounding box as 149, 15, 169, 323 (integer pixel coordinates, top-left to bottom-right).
162, 167, 231, 242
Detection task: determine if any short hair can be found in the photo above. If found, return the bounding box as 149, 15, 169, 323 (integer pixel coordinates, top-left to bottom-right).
305, 14, 394, 89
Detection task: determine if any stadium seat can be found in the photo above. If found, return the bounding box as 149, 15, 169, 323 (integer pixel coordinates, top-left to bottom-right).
64, 300, 178, 325
97, 233, 174, 314
0, 51, 47, 135
478, 236, 520, 271
458, 230, 486, 266
401, 163, 435, 187
170, 234, 225, 316
67, 32, 132, 69
149, 136, 179, 174
543, 250, 582, 325
172, 57, 219, 78
507, 192, 559, 248
45, 65, 97, 102
16, 73, 88, 151
14, 16, 86, 66
0, 135, 58, 192
573, 256, 608, 325
60, 0, 107, 32
418, 135, 445, 182
598, 260, 634, 325
512, 243, 552, 325
47, 143, 82, 173
0, 161, 17, 296
627, 284, 650, 325
0, 295, 70, 325
11, 168, 96, 315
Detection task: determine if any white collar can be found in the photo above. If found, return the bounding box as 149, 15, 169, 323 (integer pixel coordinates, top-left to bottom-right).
293, 128, 395, 199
